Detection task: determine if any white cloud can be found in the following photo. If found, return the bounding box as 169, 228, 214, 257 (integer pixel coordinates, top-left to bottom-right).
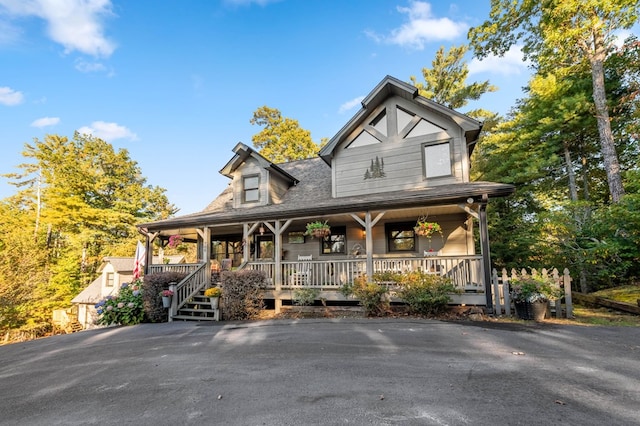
0, 0, 116, 57
469, 45, 529, 76
0, 86, 24, 105
31, 116, 60, 127
74, 58, 106, 72
339, 96, 365, 114
368, 1, 467, 50
77, 121, 138, 141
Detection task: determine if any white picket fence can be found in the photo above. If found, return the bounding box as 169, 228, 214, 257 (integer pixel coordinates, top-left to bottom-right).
492, 268, 573, 318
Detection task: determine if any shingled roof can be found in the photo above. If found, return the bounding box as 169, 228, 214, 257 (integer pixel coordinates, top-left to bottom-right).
139, 156, 513, 231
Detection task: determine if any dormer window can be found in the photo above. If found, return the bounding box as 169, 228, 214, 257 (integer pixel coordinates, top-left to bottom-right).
243, 175, 260, 203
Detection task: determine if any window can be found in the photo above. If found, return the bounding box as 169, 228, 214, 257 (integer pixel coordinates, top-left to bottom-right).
423, 141, 452, 178
243, 175, 260, 203
386, 222, 416, 252
321, 226, 346, 254
106, 272, 114, 287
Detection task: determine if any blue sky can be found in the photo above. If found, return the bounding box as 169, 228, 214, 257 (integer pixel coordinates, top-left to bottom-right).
0, 0, 553, 214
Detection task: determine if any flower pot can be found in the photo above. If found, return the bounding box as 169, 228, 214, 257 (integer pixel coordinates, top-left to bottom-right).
312, 228, 330, 238
209, 297, 219, 309
162, 296, 171, 308
514, 300, 548, 321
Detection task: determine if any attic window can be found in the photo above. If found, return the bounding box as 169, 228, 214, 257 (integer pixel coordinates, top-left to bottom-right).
423, 141, 452, 178
106, 272, 114, 287
243, 175, 260, 203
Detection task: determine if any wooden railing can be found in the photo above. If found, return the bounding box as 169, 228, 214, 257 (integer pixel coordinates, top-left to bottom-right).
148, 263, 202, 275
169, 263, 208, 320
246, 255, 483, 291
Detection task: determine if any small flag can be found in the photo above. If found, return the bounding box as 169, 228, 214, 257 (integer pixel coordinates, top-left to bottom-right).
133, 241, 146, 279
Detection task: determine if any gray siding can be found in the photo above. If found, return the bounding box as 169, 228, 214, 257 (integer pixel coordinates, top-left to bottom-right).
334, 96, 469, 198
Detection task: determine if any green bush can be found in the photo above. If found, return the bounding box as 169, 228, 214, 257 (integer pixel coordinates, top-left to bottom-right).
396, 272, 456, 316
220, 270, 267, 320
141, 272, 188, 322
95, 281, 144, 326
293, 288, 320, 306
351, 277, 389, 316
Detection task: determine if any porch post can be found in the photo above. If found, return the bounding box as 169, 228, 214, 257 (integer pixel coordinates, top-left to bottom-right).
365, 211, 374, 281
199, 227, 211, 285
478, 200, 493, 313
274, 220, 283, 314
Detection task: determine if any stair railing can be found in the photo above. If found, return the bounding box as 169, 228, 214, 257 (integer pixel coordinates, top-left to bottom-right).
169, 263, 208, 321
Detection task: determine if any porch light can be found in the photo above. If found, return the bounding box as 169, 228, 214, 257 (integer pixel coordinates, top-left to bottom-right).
259, 225, 265, 235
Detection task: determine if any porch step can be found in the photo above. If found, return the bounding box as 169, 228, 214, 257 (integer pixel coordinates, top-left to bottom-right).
172, 289, 221, 322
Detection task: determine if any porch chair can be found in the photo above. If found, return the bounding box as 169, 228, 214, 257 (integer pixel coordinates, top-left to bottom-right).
221, 258, 233, 271
293, 254, 313, 286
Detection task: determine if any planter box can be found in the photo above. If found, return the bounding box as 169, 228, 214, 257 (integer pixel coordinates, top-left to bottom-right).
514, 300, 548, 321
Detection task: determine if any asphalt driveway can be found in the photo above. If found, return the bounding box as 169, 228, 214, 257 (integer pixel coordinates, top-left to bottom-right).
1, 319, 639, 425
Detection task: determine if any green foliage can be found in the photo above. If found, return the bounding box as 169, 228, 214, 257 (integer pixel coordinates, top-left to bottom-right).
0, 132, 178, 337
292, 288, 320, 306
410, 44, 497, 111
396, 272, 456, 315
510, 275, 563, 303
141, 272, 188, 323
304, 220, 330, 236
220, 270, 267, 320
250, 106, 321, 163
95, 282, 144, 326
350, 277, 389, 316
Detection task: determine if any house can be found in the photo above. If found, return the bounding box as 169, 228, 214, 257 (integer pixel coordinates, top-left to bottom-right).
71, 255, 185, 329
137, 76, 515, 318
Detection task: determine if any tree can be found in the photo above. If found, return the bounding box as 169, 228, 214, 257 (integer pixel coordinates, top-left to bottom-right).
469, 0, 640, 203
250, 106, 320, 163
410, 44, 497, 115
1, 132, 176, 336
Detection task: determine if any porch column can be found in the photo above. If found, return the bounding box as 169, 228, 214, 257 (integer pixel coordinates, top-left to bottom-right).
365, 211, 374, 281
478, 200, 493, 313
196, 227, 211, 285
263, 219, 291, 314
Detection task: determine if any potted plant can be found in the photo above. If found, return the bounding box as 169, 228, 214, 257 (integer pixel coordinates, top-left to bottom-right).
161, 289, 173, 308
204, 287, 222, 309
414, 219, 442, 239
305, 220, 331, 238
510, 275, 562, 321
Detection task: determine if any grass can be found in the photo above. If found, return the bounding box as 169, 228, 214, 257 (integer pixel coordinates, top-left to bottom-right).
590, 284, 640, 304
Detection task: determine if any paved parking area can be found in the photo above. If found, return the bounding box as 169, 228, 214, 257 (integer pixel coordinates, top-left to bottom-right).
1, 318, 639, 425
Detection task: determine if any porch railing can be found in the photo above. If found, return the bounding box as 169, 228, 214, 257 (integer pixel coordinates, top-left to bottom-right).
246, 255, 483, 291
148, 263, 203, 275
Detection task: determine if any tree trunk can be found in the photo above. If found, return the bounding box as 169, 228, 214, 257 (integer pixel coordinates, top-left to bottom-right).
589, 30, 624, 203
564, 141, 578, 202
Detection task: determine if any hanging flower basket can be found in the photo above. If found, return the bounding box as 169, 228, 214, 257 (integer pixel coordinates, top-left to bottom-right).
414, 220, 442, 239
305, 221, 331, 238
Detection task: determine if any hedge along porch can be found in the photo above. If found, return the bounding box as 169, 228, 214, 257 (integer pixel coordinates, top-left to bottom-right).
137, 76, 515, 317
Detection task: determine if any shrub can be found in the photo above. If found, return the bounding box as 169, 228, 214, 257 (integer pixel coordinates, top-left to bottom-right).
141, 272, 188, 322
220, 270, 267, 320
351, 276, 389, 316
396, 272, 456, 316
292, 288, 320, 306
95, 281, 144, 326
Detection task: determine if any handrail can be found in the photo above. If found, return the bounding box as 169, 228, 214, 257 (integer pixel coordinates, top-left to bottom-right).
169, 263, 208, 320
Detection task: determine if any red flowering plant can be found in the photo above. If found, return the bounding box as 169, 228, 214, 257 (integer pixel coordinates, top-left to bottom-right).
168, 235, 183, 248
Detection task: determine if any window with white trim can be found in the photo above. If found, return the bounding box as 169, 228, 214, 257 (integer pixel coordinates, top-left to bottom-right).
423, 141, 452, 178
243, 175, 260, 203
